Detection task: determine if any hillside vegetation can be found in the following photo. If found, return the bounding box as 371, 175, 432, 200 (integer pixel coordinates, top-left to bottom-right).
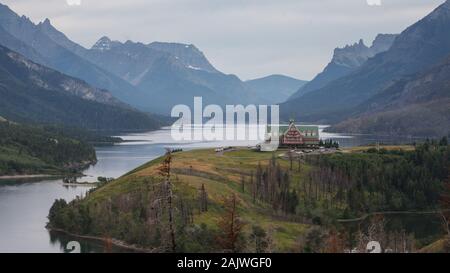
0, 45, 162, 131
0, 121, 97, 176
48, 140, 450, 252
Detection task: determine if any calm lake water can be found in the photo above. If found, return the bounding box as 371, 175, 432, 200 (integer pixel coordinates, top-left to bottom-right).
0, 127, 430, 253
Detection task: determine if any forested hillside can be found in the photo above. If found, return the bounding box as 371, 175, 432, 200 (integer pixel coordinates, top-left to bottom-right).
330, 54, 450, 137
281, 1, 450, 130
48, 140, 450, 252
0, 45, 162, 131
0, 121, 97, 176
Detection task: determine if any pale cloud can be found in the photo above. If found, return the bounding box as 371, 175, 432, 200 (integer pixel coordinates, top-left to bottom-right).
1, 0, 445, 80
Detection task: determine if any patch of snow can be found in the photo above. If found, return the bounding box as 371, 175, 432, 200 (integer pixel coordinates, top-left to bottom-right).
187, 65, 202, 71
131, 68, 150, 85
92, 37, 112, 51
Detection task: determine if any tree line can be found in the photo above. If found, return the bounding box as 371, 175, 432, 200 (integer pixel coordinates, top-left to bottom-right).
47, 138, 450, 253
0, 121, 96, 175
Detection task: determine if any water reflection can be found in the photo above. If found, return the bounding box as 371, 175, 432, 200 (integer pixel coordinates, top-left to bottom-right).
0, 179, 93, 253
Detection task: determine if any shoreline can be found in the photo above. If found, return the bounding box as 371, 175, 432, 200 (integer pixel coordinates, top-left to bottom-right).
0, 174, 60, 180
48, 227, 154, 253
0, 159, 98, 181
62, 182, 99, 187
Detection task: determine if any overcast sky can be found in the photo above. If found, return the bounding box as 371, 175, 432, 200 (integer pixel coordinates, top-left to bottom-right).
1, 0, 445, 80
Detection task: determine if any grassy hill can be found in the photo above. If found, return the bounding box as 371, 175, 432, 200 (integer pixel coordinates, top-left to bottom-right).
49, 149, 309, 252
48, 142, 450, 253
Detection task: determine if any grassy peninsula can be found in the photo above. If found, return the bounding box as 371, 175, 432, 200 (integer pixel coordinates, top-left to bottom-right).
48, 140, 450, 253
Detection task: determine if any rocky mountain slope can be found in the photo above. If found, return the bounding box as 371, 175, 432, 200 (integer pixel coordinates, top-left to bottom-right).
0, 3, 145, 108
0, 3, 310, 115
331, 54, 450, 137
290, 34, 397, 99
78, 37, 254, 113
281, 0, 450, 125
0, 45, 161, 131
17, 13, 260, 114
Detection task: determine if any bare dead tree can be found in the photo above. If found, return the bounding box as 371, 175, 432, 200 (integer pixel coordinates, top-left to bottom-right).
199, 183, 208, 213
217, 194, 245, 252
440, 174, 450, 251
288, 151, 293, 171
157, 149, 176, 252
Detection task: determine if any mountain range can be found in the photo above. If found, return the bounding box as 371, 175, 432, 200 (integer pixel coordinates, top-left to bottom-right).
290, 34, 397, 99
0, 1, 306, 133
69, 36, 304, 112
0, 4, 144, 107
244, 75, 307, 104
281, 0, 450, 137
0, 3, 304, 115
1, 1, 449, 137
0, 44, 160, 131
331, 53, 450, 137
81, 37, 254, 113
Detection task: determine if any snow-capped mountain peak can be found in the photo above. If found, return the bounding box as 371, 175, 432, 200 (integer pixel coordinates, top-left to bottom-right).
91, 36, 114, 51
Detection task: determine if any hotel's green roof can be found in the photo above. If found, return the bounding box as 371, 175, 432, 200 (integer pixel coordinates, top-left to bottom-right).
280, 125, 319, 134
268, 124, 319, 134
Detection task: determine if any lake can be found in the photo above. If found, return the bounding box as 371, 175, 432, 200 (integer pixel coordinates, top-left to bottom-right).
0, 127, 429, 253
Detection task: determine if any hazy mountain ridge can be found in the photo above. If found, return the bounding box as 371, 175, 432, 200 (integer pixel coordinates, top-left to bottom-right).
86, 37, 170, 87
33, 20, 259, 113
4, 49, 122, 106
290, 34, 397, 99
147, 42, 219, 73
78, 36, 255, 113
0, 24, 46, 65
0, 3, 145, 108
331, 54, 450, 137
0, 45, 161, 131
244, 74, 307, 104
0, 3, 303, 115
281, 0, 450, 126
37, 18, 87, 57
